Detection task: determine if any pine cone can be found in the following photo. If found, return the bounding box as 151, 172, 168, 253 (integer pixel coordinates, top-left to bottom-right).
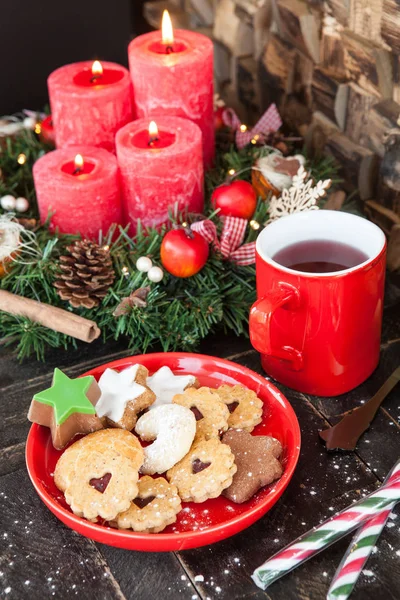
54, 240, 115, 309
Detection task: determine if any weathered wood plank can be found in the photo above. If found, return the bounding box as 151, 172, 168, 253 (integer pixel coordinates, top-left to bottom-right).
0, 469, 125, 600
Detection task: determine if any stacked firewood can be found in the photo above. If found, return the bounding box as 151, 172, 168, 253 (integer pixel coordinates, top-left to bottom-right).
143, 0, 400, 268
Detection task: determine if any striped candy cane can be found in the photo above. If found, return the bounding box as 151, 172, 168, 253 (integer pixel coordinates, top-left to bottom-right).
327, 506, 394, 600
327, 462, 400, 600
252, 459, 400, 590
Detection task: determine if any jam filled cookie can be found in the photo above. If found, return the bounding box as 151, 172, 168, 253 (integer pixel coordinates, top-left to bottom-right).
214, 384, 263, 433
147, 366, 199, 409
222, 429, 283, 503
96, 364, 155, 430
54, 429, 144, 521
173, 387, 229, 442
166, 438, 237, 503
135, 404, 196, 474
113, 476, 181, 533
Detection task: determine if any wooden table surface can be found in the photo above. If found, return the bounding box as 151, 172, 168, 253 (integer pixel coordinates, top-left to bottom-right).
1, 275, 400, 600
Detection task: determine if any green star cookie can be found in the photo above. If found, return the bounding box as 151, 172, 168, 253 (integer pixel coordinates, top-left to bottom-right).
28, 368, 103, 449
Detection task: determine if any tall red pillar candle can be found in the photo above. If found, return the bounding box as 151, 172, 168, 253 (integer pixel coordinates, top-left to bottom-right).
128, 17, 214, 168
33, 146, 122, 239
115, 116, 204, 230
48, 60, 133, 152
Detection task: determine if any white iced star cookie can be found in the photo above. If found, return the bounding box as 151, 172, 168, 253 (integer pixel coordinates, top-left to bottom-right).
147, 366, 199, 409
96, 364, 155, 430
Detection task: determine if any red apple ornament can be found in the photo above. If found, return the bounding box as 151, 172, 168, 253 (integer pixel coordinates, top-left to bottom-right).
211, 180, 257, 219
160, 227, 209, 278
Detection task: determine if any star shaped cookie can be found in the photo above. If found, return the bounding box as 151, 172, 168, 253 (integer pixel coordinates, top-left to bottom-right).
28, 368, 103, 449
96, 364, 155, 430
221, 429, 283, 503
147, 366, 199, 409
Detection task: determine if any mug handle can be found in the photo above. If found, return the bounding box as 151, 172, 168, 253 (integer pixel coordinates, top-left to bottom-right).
249, 282, 303, 371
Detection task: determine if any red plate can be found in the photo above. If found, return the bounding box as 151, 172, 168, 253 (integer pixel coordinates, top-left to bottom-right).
26, 352, 300, 551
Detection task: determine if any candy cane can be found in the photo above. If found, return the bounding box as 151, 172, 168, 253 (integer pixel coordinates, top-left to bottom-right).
252, 460, 400, 590
327, 505, 394, 600
327, 462, 400, 600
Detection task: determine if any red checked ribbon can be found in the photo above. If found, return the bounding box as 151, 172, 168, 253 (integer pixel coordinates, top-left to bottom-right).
222, 103, 282, 149
191, 217, 256, 266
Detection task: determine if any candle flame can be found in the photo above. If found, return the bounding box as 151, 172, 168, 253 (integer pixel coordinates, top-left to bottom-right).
148, 121, 159, 138
74, 154, 84, 170
91, 60, 103, 77
162, 10, 174, 46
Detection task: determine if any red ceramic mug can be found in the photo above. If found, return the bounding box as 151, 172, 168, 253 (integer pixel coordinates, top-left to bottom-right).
249, 210, 386, 396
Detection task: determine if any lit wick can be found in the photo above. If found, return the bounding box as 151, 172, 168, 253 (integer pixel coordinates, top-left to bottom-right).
161, 10, 174, 54
90, 60, 103, 83
73, 153, 84, 174
148, 121, 159, 146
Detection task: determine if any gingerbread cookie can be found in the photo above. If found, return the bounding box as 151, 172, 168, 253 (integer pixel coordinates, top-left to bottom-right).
28, 368, 103, 449
135, 404, 196, 474
221, 429, 283, 503
173, 387, 229, 442
214, 385, 263, 433
96, 364, 155, 430
147, 366, 199, 409
113, 476, 181, 533
54, 429, 144, 521
166, 438, 237, 503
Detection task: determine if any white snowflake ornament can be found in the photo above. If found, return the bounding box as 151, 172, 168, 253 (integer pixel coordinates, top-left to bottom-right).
267, 165, 332, 222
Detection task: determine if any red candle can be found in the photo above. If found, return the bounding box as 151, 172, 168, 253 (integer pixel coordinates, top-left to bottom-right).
115, 116, 204, 230
33, 146, 122, 239
48, 60, 133, 152
128, 11, 214, 168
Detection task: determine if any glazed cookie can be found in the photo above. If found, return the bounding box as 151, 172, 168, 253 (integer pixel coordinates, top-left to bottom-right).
214, 385, 263, 433
96, 364, 155, 430
147, 366, 199, 409
54, 429, 144, 521
173, 387, 229, 442
135, 404, 196, 474
222, 429, 283, 503
166, 438, 237, 503
113, 476, 181, 533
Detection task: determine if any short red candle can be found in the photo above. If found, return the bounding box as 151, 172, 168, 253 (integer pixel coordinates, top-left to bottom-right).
33, 146, 122, 239
128, 30, 214, 168
48, 61, 134, 152
115, 116, 204, 230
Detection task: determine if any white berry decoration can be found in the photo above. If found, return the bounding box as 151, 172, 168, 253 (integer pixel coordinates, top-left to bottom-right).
136, 256, 153, 272
15, 197, 30, 213
1, 195, 16, 211
147, 266, 164, 283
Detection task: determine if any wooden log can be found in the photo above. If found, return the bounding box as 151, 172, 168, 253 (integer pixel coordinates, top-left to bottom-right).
143, 1, 190, 29
312, 68, 349, 130
213, 0, 254, 56
391, 54, 400, 105
342, 30, 393, 99
325, 131, 379, 199
260, 33, 296, 94
281, 94, 312, 135
320, 16, 347, 80
366, 99, 400, 157
303, 110, 339, 158
381, 0, 400, 54
214, 40, 232, 86
275, 0, 321, 63
325, 0, 349, 26
364, 199, 400, 236
236, 56, 261, 118
386, 224, 400, 271
345, 82, 377, 145
184, 0, 214, 26
348, 0, 385, 44
292, 51, 314, 107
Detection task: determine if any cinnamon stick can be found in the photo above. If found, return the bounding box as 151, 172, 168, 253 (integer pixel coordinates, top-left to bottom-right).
0, 289, 101, 343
